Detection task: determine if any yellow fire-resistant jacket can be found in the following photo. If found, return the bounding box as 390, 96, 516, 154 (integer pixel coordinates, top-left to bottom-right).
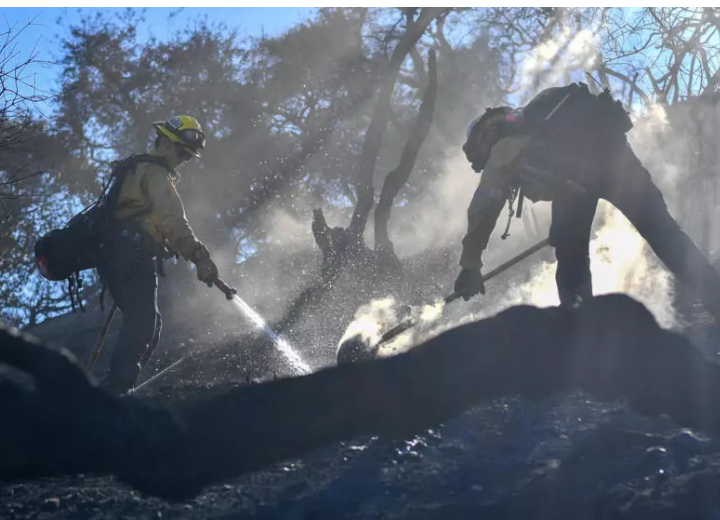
113, 154, 208, 261
460, 134, 556, 270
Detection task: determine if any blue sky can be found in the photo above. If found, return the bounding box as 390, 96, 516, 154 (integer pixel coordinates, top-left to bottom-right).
2, 7, 316, 114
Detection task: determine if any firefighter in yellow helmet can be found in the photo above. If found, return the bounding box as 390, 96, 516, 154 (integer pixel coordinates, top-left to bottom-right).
98, 114, 220, 394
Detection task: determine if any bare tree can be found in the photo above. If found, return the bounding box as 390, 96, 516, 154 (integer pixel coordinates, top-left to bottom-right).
347, 7, 447, 238
276, 12, 446, 336
601, 8, 720, 107
0, 17, 51, 216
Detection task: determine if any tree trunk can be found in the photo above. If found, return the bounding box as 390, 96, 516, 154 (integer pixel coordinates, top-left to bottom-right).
348, 8, 447, 239
374, 49, 437, 255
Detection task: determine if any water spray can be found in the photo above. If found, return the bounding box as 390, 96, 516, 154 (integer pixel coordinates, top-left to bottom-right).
127, 277, 310, 395
229, 294, 311, 376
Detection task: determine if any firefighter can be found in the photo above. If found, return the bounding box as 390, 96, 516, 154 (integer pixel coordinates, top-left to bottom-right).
455, 83, 720, 322
99, 115, 220, 393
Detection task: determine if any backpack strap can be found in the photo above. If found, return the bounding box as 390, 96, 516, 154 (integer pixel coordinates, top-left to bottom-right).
104, 154, 173, 220
120, 154, 173, 173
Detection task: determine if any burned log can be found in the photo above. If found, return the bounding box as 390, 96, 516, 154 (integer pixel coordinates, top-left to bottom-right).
2, 294, 720, 501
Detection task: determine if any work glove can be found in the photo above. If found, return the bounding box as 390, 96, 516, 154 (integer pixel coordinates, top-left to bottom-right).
195, 256, 219, 287
191, 247, 219, 287
454, 267, 486, 301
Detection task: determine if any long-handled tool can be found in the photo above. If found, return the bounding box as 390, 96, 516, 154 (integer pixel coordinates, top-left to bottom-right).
87, 302, 118, 372
376, 237, 551, 347
128, 354, 187, 394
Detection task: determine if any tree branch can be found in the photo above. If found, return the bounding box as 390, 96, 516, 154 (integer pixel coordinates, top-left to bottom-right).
348, 7, 448, 239
602, 66, 654, 108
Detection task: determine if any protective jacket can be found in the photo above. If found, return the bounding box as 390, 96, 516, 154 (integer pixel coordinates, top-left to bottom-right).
459, 83, 630, 271
113, 153, 209, 262
460, 134, 556, 269
459, 87, 720, 323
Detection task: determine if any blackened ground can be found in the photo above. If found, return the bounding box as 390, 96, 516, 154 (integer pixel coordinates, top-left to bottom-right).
3, 297, 720, 519
3, 392, 720, 520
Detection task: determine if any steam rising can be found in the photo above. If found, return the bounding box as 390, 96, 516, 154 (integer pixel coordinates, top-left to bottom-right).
339, 21, 692, 360
502, 202, 677, 329
342, 199, 678, 360
338, 298, 399, 352
392, 153, 481, 257
519, 27, 599, 96
337, 296, 449, 359
144, 14, 707, 380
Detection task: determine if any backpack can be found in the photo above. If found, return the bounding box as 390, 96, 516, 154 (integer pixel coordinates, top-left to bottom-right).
33, 154, 171, 310
494, 84, 633, 241
520, 82, 633, 145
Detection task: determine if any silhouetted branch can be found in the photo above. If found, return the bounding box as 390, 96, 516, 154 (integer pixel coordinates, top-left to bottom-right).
348, 7, 448, 239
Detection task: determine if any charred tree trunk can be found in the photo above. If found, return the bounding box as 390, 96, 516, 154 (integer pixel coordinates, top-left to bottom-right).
348, 7, 447, 239
281, 13, 446, 333
311, 208, 374, 281
272, 208, 378, 334
374, 49, 437, 258
279, 11, 447, 336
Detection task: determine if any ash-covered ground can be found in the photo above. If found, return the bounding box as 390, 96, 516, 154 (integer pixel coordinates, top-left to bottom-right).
4, 258, 720, 520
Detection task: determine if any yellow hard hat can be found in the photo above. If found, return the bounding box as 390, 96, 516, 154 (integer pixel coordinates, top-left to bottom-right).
153, 115, 206, 157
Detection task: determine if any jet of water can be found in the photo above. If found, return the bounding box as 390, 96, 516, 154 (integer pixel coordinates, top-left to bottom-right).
231, 295, 312, 376
128, 291, 312, 395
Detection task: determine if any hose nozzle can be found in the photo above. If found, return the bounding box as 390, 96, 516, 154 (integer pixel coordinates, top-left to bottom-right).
214, 278, 238, 300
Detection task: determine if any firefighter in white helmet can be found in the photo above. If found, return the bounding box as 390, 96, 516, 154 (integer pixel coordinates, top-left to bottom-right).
456, 83, 720, 324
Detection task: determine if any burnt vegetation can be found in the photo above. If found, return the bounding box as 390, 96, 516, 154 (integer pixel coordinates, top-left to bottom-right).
4, 294, 720, 501
4, 6, 720, 517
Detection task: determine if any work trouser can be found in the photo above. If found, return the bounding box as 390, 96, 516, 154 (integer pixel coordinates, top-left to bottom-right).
549, 192, 596, 308
549, 136, 720, 321
98, 228, 161, 394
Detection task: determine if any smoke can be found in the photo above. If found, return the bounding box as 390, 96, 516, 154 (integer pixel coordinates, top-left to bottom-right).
499, 202, 677, 329
628, 105, 681, 197
338, 22, 693, 360
518, 26, 599, 101
160, 13, 707, 377
338, 297, 399, 351
391, 153, 480, 257
337, 296, 447, 360
343, 195, 678, 360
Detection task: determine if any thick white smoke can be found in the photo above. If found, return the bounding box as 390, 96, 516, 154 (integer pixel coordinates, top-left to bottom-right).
391, 153, 480, 257
518, 27, 600, 98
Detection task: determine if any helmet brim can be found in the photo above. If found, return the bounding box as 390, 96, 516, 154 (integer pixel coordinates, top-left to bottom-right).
154, 123, 203, 157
